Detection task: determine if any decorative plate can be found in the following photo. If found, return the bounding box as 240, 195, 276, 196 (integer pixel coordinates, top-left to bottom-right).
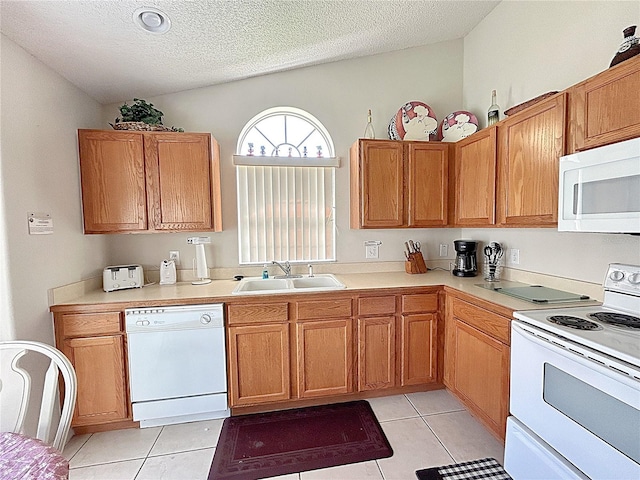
388, 101, 438, 141
436, 111, 479, 142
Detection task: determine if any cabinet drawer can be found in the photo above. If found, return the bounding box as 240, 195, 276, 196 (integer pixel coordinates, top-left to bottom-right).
62, 312, 122, 338
451, 298, 510, 344
296, 298, 352, 320
401, 293, 438, 313
227, 303, 288, 325
358, 295, 396, 316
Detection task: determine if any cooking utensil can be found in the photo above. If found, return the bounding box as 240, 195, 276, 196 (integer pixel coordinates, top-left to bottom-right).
483, 242, 504, 281
408, 240, 416, 253
414, 241, 421, 252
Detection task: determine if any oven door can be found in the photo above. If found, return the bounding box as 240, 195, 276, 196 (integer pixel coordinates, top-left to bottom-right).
510, 321, 640, 479
558, 137, 640, 233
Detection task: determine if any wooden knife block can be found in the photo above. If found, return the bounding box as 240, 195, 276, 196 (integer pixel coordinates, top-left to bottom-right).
405, 252, 427, 274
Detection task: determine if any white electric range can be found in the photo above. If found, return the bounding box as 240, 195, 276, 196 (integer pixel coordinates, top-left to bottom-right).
505, 263, 640, 480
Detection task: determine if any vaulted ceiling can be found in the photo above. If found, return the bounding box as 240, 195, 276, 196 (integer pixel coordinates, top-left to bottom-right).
0, 1, 499, 104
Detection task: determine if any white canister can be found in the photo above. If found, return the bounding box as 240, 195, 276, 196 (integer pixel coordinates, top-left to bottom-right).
159, 259, 177, 285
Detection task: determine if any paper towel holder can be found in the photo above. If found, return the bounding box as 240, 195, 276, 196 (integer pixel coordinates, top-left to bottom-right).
187, 236, 212, 285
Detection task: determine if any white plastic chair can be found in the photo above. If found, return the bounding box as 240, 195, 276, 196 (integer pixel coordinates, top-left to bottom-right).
0, 340, 77, 451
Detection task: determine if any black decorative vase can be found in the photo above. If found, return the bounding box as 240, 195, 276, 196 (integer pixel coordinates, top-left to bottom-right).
610, 25, 640, 68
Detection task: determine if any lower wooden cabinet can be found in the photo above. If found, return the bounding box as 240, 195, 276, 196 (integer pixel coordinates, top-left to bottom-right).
296, 319, 353, 398
444, 293, 511, 440
53, 310, 132, 430
62, 335, 129, 426
357, 295, 396, 391
356, 292, 439, 392
227, 324, 290, 406
400, 313, 437, 386
451, 320, 509, 431
357, 316, 395, 391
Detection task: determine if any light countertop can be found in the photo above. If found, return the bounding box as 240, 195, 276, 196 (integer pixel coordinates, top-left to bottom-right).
50, 269, 600, 314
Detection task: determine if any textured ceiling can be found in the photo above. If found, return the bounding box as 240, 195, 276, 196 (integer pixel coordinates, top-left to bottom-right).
0, 1, 499, 104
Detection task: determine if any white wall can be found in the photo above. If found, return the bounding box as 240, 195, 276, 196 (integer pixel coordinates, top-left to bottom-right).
464, 1, 640, 126
462, 1, 640, 284
0, 34, 106, 342
103, 41, 466, 273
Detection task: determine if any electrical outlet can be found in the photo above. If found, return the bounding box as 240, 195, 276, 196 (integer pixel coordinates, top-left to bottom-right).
509, 248, 520, 265
365, 244, 379, 259
439, 244, 448, 257
169, 250, 180, 265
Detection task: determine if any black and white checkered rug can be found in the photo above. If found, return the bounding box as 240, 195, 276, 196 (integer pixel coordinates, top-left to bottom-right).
415, 457, 512, 480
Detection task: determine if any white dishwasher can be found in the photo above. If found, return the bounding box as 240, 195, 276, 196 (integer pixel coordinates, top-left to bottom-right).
125, 303, 229, 427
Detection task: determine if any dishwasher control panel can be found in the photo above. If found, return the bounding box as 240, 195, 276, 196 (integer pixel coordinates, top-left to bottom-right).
125, 303, 224, 332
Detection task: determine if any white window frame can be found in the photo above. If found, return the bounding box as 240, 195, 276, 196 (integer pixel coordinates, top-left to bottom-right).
234, 107, 337, 265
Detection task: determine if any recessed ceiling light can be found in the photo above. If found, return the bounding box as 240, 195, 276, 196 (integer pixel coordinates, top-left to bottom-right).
133, 7, 171, 34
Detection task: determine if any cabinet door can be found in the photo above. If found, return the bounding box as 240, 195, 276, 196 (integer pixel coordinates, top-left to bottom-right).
296, 319, 353, 398
145, 133, 220, 231
452, 319, 509, 439
78, 130, 147, 233
227, 324, 290, 407
570, 57, 640, 152
497, 93, 566, 226
357, 140, 405, 228
357, 316, 395, 391
407, 142, 449, 227
399, 313, 437, 386
453, 127, 497, 226
62, 335, 129, 427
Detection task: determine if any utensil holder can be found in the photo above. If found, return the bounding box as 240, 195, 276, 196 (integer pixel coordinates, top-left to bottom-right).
484, 259, 503, 282
405, 252, 427, 274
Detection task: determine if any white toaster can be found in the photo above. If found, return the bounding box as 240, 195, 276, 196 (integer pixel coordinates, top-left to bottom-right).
103, 265, 144, 292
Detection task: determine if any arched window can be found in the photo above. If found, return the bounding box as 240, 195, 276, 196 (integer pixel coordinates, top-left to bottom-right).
234, 107, 337, 265
237, 106, 334, 159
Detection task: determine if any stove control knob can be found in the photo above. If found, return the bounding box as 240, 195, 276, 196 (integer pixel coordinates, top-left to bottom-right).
628, 273, 640, 285
609, 270, 625, 282
200, 314, 212, 324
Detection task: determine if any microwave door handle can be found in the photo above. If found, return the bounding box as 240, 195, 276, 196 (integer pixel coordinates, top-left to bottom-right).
513, 323, 640, 387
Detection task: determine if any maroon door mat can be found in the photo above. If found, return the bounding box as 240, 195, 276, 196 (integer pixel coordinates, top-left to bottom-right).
208, 400, 393, 480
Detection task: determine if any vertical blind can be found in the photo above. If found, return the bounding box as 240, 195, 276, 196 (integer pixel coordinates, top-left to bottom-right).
236, 165, 335, 264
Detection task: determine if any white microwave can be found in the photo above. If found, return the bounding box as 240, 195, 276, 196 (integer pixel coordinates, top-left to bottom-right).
558, 137, 640, 233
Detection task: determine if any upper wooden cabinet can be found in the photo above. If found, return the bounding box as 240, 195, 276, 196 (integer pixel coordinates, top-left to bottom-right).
78, 130, 222, 233
568, 56, 640, 153
452, 127, 497, 226
350, 139, 450, 228
496, 93, 566, 226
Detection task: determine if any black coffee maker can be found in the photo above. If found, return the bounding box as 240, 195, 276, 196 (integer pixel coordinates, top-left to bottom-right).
452, 240, 478, 277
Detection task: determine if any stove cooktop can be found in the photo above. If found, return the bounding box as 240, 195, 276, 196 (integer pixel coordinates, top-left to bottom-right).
515, 305, 640, 368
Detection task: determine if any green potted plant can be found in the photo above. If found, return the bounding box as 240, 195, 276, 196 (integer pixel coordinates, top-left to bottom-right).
111, 98, 183, 132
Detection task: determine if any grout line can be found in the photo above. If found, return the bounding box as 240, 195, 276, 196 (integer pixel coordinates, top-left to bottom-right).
66, 433, 93, 464
403, 393, 422, 417
418, 415, 456, 464
375, 458, 386, 479
133, 425, 165, 480
146, 445, 217, 458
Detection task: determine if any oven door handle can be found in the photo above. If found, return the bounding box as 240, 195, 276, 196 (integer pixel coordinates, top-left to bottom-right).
512, 322, 640, 386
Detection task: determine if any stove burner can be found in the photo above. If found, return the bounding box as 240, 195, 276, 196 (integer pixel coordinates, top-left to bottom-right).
547, 315, 602, 330
588, 312, 640, 329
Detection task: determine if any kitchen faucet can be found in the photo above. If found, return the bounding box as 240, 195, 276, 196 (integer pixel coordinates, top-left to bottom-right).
272, 261, 302, 278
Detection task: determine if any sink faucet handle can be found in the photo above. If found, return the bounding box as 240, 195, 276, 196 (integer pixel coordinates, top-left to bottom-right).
272, 260, 292, 276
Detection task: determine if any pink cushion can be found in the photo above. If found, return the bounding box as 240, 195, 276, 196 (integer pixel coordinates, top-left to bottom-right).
0, 431, 69, 480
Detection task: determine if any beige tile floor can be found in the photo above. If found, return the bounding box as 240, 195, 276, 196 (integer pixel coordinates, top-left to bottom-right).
63, 390, 504, 480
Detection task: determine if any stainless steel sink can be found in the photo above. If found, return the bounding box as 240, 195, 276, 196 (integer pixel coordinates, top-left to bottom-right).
232, 274, 346, 295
